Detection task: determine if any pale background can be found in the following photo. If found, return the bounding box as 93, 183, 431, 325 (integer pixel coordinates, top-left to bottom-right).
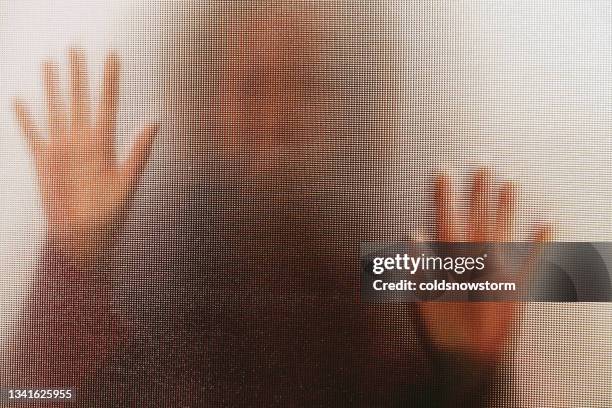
1, 1, 610, 406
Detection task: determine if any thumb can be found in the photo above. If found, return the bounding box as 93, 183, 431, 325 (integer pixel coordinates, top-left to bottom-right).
14, 99, 43, 157
120, 123, 158, 194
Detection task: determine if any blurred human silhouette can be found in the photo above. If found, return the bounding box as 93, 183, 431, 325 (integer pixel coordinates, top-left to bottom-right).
5, 5, 551, 407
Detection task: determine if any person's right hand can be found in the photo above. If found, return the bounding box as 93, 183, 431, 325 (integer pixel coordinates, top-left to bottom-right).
15, 49, 158, 265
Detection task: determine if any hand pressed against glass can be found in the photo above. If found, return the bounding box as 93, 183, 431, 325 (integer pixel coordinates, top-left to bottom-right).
15, 49, 158, 265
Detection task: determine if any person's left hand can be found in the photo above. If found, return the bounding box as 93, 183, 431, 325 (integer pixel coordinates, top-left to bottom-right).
418, 169, 551, 362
